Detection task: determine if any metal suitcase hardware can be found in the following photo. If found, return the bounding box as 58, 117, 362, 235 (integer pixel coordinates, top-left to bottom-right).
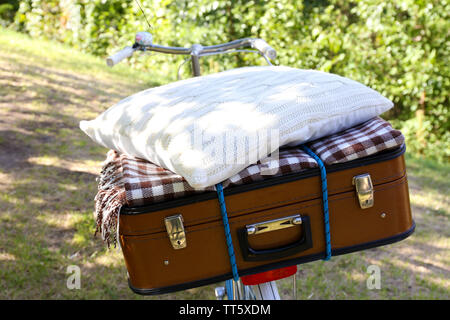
238, 214, 313, 262
164, 214, 187, 249
352, 173, 374, 209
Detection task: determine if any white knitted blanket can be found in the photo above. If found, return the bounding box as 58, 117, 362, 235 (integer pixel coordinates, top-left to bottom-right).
81, 66, 393, 188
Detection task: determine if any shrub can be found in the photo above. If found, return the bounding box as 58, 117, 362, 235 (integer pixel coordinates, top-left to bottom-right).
0, 0, 19, 26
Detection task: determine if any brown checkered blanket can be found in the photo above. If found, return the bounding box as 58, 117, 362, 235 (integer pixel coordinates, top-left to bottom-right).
95, 117, 404, 246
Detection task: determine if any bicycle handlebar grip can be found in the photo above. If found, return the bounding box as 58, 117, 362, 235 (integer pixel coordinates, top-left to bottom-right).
106, 46, 135, 67
252, 39, 277, 60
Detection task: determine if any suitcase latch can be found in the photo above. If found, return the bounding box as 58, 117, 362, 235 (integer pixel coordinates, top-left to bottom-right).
164, 214, 187, 249
352, 173, 374, 209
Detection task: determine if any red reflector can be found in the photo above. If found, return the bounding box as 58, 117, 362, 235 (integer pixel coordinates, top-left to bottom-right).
241, 265, 297, 285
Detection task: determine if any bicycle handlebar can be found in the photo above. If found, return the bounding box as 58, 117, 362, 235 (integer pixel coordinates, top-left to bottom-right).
106, 46, 135, 67
251, 39, 277, 60
106, 33, 277, 69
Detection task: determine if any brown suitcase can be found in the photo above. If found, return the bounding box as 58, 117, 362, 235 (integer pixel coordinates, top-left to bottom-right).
118, 145, 414, 295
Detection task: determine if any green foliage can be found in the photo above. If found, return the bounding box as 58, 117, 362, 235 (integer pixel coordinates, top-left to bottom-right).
10, 0, 450, 162
391, 116, 450, 163
0, 0, 19, 26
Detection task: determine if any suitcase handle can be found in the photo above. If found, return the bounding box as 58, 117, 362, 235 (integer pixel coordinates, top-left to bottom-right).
237, 215, 313, 262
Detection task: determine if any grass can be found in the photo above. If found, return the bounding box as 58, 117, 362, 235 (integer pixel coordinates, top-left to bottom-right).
0, 27, 449, 300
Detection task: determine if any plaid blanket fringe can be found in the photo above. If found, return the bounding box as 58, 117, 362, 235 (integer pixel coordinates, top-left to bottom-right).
94, 151, 126, 247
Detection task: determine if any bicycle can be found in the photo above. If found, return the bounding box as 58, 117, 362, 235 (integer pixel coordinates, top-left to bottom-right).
106, 31, 298, 300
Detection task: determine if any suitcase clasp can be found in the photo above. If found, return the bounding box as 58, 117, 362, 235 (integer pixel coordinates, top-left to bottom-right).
164, 214, 187, 249
352, 173, 374, 209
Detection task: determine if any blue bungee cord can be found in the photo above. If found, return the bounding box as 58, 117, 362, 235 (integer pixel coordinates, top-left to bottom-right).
215, 182, 240, 282
301, 144, 332, 260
